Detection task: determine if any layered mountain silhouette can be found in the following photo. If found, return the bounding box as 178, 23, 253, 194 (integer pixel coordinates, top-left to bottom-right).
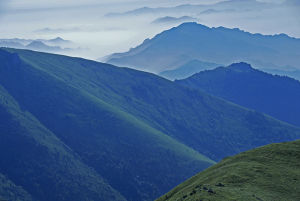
0, 48, 299, 201
176, 62, 300, 127
105, 0, 273, 18
151, 16, 197, 25
26, 41, 63, 52
262, 68, 300, 81
159, 60, 220, 80
156, 140, 300, 201
0, 38, 73, 54
107, 22, 300, 74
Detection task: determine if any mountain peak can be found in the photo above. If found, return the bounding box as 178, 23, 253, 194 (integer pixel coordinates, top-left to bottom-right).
177, 22, 209, 30
26, 41, 47, 47
53, 37, 64, 41
228, 62, 254, 72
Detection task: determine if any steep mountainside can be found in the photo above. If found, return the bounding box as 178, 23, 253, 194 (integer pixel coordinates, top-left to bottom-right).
176, 62, 300, 127
107, 22, 300, 73
7, 48, 300, 161
1, 48, 300, 201
156, 140, 300, 201
0, 48, 214, 201
0, 84, 126, 201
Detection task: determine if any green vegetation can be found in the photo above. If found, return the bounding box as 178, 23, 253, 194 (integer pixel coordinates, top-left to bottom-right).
156, 140, 300, 201
0, 48, 299, 201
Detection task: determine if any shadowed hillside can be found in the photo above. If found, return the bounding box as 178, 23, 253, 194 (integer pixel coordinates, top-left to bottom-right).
176, 62, 300, 127
1, 48, 299, 201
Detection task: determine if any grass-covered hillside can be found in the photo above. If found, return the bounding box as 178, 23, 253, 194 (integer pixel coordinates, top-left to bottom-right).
156, 140, 300, 201
0, 48, 299, 201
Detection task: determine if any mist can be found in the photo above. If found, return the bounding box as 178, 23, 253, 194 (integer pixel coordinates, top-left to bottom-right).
0, 0, 299, 60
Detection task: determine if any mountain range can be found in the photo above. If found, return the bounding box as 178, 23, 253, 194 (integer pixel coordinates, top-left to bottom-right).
0, 38, 74, 54
176, 62, 300, 127
105, 0, 274, 18
151, 16, 197, 25
159, 59, 220, 80
1, 48, 299, 201
106, 22, 300, 74
156, 139, 300, 201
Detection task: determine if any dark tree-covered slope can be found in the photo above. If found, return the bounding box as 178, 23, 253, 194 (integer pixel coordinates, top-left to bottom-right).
1, 48, 300, 201
0, 48, 214, 201
0, 85, 126, 201
177, 62, 300, 127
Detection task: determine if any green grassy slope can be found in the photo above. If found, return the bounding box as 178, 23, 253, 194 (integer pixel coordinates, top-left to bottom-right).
0, 48, 214, 201
7, 48, 300, 162
156, 140, 300, 201
0, 173, 34, 201
0, 85, 126, 201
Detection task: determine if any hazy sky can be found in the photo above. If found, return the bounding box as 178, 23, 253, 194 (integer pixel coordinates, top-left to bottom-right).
0, 0, 299, 60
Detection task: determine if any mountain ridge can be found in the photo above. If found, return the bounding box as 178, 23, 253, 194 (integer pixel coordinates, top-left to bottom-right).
107, 22, 300, 73
176, 62, 300, 127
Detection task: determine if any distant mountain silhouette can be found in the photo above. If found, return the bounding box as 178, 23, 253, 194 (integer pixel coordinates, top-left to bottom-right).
151, 16, 197, 25
200, 8, 236, 15
0, 37, 71, 47
0, 41, 25, 49
0, 38, 75, 54
26, 41, 62, 52
107, 22, 300, 74
176, 62, 300, 127
105, 0, 272, 17
262, 68, 300, 81
46, 37, 72, 46
159, 60, 220, 80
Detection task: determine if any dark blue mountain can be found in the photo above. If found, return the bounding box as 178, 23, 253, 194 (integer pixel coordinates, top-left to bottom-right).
107, 23, 300, 74
176, 62, 300, 127
159, 59, 220, 80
